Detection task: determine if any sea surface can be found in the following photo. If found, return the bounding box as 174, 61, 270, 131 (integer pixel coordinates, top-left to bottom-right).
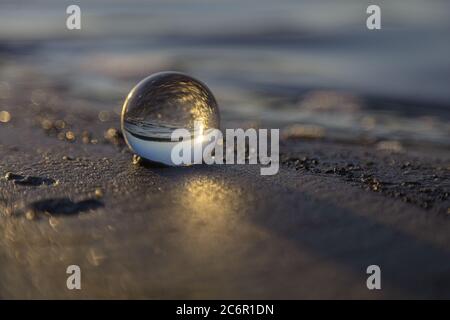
0, 0, 449, 149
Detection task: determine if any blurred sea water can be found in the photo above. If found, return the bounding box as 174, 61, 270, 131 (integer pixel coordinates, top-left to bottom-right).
0, 0, 449, 149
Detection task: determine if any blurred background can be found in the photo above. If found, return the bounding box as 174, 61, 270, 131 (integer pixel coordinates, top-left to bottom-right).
1, 0, 449, 150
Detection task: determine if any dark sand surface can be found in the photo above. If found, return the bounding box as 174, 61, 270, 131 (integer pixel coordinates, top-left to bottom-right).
1, 81, 450, 299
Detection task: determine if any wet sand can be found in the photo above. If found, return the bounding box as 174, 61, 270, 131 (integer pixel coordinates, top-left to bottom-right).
1, 82, 450, 299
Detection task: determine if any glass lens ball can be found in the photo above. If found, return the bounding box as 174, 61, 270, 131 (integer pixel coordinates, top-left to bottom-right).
121, 72, 220, 165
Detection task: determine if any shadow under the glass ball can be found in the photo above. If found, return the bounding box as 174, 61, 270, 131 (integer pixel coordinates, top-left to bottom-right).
130, 154, 224, 170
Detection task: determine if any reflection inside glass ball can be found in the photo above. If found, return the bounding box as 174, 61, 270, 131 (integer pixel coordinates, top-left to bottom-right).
121, 72, 220, 165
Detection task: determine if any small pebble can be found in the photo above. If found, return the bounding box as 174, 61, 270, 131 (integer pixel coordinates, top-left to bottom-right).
5, 172, 14, 180
94, 188, 104, 199
25, 210, 36, 220
81, 131, 92, 144
65, 131, 76, 141
104, 128, 123, 145
132, 154, 142, 165
105, 128, 118, 139
0, 110, 11, 123
49, 217, 59, 229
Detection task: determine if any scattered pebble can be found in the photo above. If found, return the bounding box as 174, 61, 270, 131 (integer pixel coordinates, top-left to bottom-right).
30, 197, 103, 215
104, 127, 123, 145
41, 119, 53, 130
65, 131, 76, 142
4, 172, 16, 180
25, 209, 36, 220
298, 90, 361, 112
376, 140, 403, 152
132, 154, 142, 165
81, 131, 92, 144
49, 216, 59, 229
105, 128, 118, 139
4, 172, 56, 186
4, 207, 13, 217
282, 124, 326, 140
98, 111, 110, 122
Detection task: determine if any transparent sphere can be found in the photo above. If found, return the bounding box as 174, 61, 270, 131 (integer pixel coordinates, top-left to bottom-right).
121, 72, 220, 165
